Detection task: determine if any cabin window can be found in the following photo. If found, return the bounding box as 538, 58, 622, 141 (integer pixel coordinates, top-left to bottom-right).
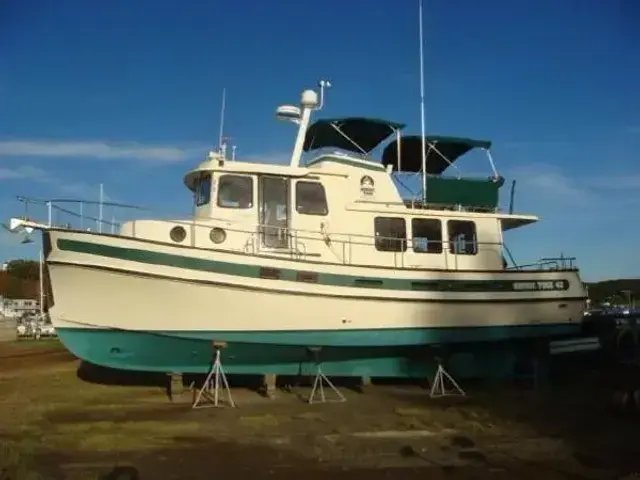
411, 218, 442, 253
374, 217, 407, 252
448, 220, 477, 255
295, 181, 328, 216
217, 175, 253, 209
194, 174, 212, 206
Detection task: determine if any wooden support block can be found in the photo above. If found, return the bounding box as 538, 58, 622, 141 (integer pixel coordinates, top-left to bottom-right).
261, 374, 277, 399
357, 375, 372, 393
167, 372, 184, 402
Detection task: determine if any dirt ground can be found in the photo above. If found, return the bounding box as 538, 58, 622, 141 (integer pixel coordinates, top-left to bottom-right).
1, 340, 640, 479
0, 318, 15, 342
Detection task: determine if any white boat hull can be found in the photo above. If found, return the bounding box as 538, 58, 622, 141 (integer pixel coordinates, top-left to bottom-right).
44, 229, 587, 377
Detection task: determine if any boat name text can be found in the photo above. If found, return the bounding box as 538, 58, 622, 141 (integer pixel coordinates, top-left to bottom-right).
512, 281, 567, 291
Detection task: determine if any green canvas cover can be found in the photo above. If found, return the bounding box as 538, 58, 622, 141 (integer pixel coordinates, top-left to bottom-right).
424, 176, 502, 209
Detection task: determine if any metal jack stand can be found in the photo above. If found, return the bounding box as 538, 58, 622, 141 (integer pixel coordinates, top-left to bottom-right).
307, 347, 346, 404
192, 341, 236, 409
429, 358, 466, 398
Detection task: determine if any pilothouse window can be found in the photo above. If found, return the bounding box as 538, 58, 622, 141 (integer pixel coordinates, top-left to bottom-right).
295, 181, 328, 216
374, 217, 407, 252
195, 174, 211, 206
448, 220, 477, 255
411, 219, 442, 253
217, 175, 254, 209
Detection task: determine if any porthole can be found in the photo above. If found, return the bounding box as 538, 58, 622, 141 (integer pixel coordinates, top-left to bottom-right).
210, 227, 227, 244
170, 226, 187, 243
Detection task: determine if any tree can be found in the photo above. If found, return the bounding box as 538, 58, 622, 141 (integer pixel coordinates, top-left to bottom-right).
0, 258, 40, 299
2, 275, 25, 299
586, 279, 640, 305
6, 259, 40, 281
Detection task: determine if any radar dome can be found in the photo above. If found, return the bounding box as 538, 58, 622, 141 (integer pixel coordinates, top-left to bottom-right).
276, 105, 301, 123
301, 89, 318, 108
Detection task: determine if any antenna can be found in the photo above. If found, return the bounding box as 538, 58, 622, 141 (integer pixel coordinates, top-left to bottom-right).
418, 0, 427, 203
218, 87, 227, 154
317, 80, 332, 110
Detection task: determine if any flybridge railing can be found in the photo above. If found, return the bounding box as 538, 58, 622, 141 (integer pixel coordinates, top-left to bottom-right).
13, 196, 578, 272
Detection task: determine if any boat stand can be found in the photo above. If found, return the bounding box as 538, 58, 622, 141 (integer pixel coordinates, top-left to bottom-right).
192, 341, 236, 409
307, 347, 346, 404
429, 358, 466, 399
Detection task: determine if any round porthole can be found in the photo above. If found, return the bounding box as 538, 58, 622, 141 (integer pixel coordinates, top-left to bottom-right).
210, 227, 227, 244
169, 226, 187, 243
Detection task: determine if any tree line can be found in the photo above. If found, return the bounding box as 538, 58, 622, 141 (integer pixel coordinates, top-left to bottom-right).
0, 259, 40, 299
586, 279, 640, 306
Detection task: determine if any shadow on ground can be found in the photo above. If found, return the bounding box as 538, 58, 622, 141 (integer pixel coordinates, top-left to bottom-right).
30, 431, 547, 480
77, 360, 369, 397
383, 353, 640, 476
71, 350, 640, 476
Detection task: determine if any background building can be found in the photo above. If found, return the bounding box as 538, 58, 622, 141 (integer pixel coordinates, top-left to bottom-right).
0, 296, 39, 318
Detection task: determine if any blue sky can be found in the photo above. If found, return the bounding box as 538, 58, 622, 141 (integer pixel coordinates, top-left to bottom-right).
0, 0, 638, 281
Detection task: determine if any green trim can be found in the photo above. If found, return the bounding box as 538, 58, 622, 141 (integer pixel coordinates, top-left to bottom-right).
56, 324, 581, 377
57, 238, 572, 294
306, 156, 386, 172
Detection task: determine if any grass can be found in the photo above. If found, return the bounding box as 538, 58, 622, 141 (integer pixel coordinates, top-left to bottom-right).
0, 340, 635, 478
0, 443, 43, 480
13, 338, 62, 347
0, 350, 456, 477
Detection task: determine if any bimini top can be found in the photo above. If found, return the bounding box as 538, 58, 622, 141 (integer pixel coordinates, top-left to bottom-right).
303, 117, 405, 154
382, 135, 492, 175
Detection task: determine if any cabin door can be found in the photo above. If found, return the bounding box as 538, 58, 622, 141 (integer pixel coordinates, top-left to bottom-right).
259, 176, 290, 249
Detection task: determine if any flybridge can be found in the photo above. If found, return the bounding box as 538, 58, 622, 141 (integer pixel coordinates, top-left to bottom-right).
274, 81, 506, 212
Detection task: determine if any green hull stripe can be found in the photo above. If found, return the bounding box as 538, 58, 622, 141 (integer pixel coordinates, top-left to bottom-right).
57, 238, 572, 293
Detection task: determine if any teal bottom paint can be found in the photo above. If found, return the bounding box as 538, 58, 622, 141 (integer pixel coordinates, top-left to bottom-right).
56, 324, 580, 379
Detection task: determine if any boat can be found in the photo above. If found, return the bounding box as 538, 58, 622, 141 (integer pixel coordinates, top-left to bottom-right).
5, 80, 588, 379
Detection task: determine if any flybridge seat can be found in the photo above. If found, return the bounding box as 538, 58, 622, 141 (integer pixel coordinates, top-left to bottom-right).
302, 117, 504, 211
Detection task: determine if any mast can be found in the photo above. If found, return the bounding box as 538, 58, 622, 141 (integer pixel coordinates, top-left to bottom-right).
38, 249, 44, 315
98, 183, 104, 233
418, 0, 428, 203
218, 87, 227, 156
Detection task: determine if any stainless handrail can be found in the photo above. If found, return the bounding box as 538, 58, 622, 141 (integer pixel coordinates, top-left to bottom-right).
14, 195, 579, 272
